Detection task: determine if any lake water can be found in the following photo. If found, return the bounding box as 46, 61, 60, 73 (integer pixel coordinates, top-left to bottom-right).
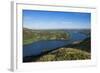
23, 31, 88, 57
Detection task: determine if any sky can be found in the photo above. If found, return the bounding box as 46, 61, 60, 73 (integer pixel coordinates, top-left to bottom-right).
23, 10, 91, 29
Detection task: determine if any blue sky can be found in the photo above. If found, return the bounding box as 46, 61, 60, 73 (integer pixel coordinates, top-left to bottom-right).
23, 10, 91, 29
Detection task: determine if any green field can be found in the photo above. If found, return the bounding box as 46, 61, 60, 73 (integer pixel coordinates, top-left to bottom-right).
23, 28, 69, 45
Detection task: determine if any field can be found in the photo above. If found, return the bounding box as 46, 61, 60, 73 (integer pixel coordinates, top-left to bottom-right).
23, 28, 70, 45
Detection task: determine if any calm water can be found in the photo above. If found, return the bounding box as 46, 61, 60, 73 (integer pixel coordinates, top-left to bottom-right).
23, 31, 88, 57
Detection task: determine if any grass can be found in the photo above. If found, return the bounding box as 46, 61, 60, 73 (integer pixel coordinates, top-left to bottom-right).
23, 39, 34, 45
35, 48, 90, 61
23, 47, 91, 62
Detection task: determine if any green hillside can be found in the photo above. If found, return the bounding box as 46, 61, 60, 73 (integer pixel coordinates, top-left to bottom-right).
30, 48, 90, 62
23, 28, 69, 45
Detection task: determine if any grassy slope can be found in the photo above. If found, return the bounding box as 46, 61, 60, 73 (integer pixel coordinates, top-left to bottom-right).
23, 28, 69, 45
23, 28, 34, 44
36, 48, 90, 61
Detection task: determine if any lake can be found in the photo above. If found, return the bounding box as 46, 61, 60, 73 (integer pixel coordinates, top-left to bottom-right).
23, 30, 88, 57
